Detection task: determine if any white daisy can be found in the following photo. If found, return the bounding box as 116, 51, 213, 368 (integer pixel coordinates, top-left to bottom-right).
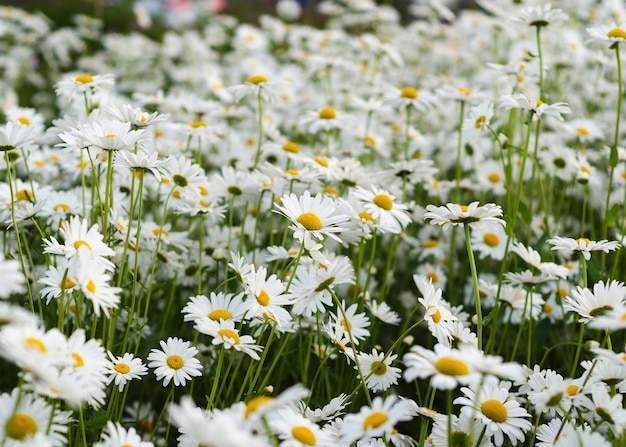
147, 337, 202, 387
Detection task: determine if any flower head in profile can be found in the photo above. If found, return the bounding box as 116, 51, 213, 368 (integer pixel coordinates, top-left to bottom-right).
228, 74, 291, 103
547, 236, 620, 260
587, 22, 626, 47
94, 421, 154, 447
517, 3, 567, 27
500, 93, 571, 121
564, 280, 626, 324
424, 202, 505, 231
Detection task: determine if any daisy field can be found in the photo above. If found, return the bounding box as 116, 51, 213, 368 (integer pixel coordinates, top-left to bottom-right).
0, 0, 625, 445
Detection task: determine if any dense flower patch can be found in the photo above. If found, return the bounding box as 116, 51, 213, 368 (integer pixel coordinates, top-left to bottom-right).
0, 0, 626, 445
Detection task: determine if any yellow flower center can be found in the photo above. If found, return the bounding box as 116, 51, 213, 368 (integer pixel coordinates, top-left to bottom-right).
363, 411, 388, 430
400, 87, 418, 99
483, 232, 499, 247
365, 135, 376, 146
208, 309, 233, 321
86, 279, 96, 294
188, 121, 207, 128
6, 414, 38, 440
282, 141, 300, 153
198, 186, 208, 196
314, 156, 329, 167
427, 272, 439, 283
257, 290, 270, 306
64, 277, 76, 289
434, 357, 469, 376
488, 173, 501, 183
17, 116, 30, 126
427, 305, 442, 323
423, 239, 439, 248
460, 205, 469, 212
481, 399, 508, 423
566, 385, 579, 396
166, 354, 184, 370
16, 189, 33, 201
104, 133, 116, 139
576, 237, 590, 246
297, 212, 322, 231
245, 396, 274, 417
292, 426, 316, 445
318, 107, 336, 119
53, 203, 71, 213
218, 328, 240, 345
474, 115, 486, 128
371, 361, 387, 375
152, 228, 169, 238
607, 28, 626, 39
75, 74, 94, 83
543, 303, 553, 313
114, 363, 131, 374
339, 319, 352, 331
74, 240, 92, 251
458, 87, 471, 96
25, 337, 46, 352
576, 126, 589, 136
322, 186, 339, 197
72, 352, 84, 367
247, 75, 268, 84
373, 194, 393, 210
359, 211, 376, 223
285, 169, 299, 176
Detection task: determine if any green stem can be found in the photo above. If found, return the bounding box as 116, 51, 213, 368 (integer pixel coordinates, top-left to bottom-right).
464, 224, 482, 349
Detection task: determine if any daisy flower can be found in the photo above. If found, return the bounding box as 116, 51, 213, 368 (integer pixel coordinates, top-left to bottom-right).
0, 325, 69, 380
182, 291, 247, 330
356, 348, 401, 392
147, 337, 202, 387
241, 264, 294, 327
547, 236, 621, 260
500, 93, 571, 121
517, 3, 567, 27
536, 418, 611, 447
77, 259, 122, 318
94, 421, 154, 447
0, 252, 26, 299
471, 224, 507, 260
578, 383, 626, 436
228, 74, 292, 103
349, 186, 412, 234
0, 121, 38, 151
428, 412, 493, 447
587, 22, 626, 46
302, 393, 350, 423
339, 395, 414, 445
462, 101, 494, 143
290, 256, 355, 316
403, 344, 481, 390
455, 383, 532, 446
274, 190, 350, 245
104, 103, 169, 128
0, 389, 70, 446
205, 319, 264, 360
269, 407, 336, 447
300, 106, 354, 134
55, 72, 115, 96
564, 280, 626, 323
366, 300, 400, 325
105, 351, 148, 391
382, 86, 434, 112
424, 201, 505, 231
327, 301, 370, 344
44, 216, 115, 268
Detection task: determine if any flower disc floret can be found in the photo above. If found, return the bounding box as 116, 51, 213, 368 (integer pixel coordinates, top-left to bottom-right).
292, 426, 316, 445
248, 75, 268, 84
400, 87, 418, 99
6, 414, 37, 440
481, 399, 508, 423
297, 212, 322, 231
318, 107, 336, 119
